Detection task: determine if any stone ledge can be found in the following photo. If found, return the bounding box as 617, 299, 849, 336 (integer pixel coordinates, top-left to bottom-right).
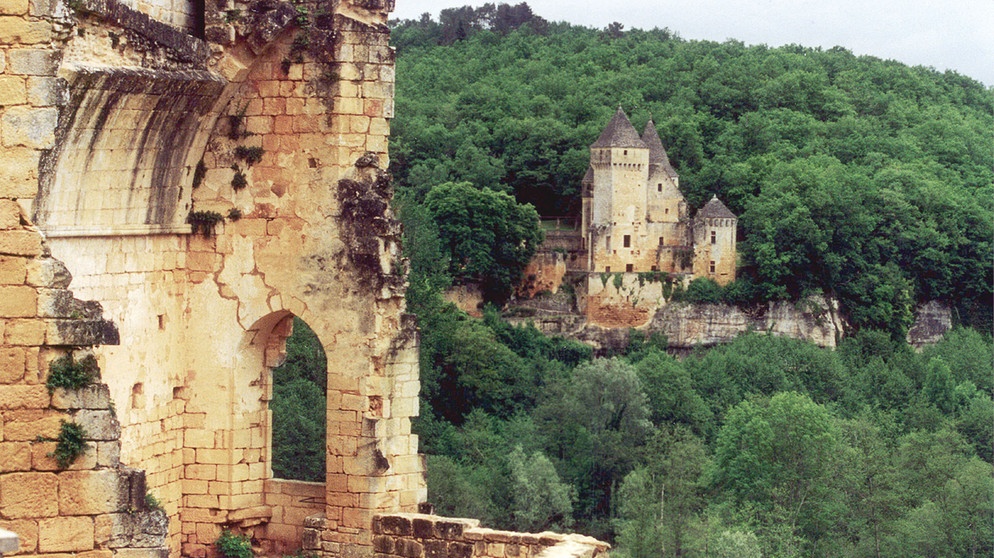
74, 0, 209, 63
41, 224, 193, 238
370, 514, 610, 558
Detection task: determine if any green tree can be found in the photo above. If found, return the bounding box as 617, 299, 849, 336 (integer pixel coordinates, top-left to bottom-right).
270, 317, 327, 481
424, 181, 543, 304
708, 392, 839, 552
507, 446, 575, 531
535, 358, 652, 531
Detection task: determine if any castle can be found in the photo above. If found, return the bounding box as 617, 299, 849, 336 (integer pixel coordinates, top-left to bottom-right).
580, 107, 737, 283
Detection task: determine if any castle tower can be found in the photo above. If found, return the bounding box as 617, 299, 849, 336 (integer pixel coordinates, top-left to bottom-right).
582, 107, 650, 272
642, 119, 686, 224
693, 195, 738, 284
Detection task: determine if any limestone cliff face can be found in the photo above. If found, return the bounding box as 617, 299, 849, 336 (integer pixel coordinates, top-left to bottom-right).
907, 301, 953, 348
650, 297, 844, 349
511, 295, 844, 353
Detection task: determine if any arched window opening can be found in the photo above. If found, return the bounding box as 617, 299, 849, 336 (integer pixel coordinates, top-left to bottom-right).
270, 316, 327, 482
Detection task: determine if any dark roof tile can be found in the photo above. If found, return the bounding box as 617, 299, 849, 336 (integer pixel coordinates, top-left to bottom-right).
641, 119, 678, 177
591, 107, 647, 149
697, 195, 737, 219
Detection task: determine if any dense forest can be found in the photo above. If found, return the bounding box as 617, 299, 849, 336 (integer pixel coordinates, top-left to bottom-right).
388, 4, 993, 334
269, 5, 993, 558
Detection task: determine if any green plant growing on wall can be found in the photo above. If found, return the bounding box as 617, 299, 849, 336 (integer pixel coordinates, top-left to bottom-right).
600, 272, 611, 287
216, 530, 253, 558
145, 492, 164, 512
227, 208, 242, 221
46, 353, 99, 393
613, 272, 624, 290
227, 105, 248, 140
187, 210, 224, 237
230, 165, 248, 190
233, 146, 264, 166
293, 3, 309, 26
50, 421, 88, 469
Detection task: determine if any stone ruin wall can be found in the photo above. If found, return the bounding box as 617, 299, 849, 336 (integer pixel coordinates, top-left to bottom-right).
2, 0, 614, 556
2, 0, 430, 555
361, 514, 609, 558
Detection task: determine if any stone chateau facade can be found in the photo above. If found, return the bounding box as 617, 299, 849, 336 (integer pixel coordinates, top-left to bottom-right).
516, 108, 738, 329
580, 107, 737, 282
0, 0, 607, 557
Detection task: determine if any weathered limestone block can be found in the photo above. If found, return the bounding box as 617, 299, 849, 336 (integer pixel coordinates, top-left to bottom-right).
97, 510, 169, 548
0, 384, 49, 409
0, 285, 37, 316
73, 409, 121, 441
46, 317, 120, 346
25, 256, 71, 288
0, 106, 58, 149
0, 230, 43, 257
0, 256, 28, 285
51, 383, 111, 410
0, 442, 32, 472
0, 472, 58, 518
38, 515, 94, 552
58, 469, 128, 515
7, 48, 62, 76
0, 147, 40, 198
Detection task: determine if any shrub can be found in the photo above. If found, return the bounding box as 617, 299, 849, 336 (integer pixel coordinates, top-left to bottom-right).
188, 210, 224, 237
46, 354, 99, 393
50, 420, 88, 469
216, 530, 253, 558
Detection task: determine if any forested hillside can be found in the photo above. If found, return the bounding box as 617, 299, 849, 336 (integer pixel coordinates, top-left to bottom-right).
270, 8, 993, 558
372, 6, 994, 556
388, 6, 993, 334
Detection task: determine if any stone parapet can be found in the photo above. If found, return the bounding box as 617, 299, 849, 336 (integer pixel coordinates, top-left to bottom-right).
345, 514, 610, 558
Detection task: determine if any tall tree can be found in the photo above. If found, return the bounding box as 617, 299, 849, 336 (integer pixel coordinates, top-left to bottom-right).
424, 181, 543, 304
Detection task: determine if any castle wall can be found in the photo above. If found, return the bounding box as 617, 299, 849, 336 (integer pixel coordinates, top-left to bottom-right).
581, 272, 687, 328
692, 216, 736, 285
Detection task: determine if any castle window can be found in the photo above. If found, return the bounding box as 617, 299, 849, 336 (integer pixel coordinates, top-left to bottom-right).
623, 235, 631, 248
710, 261, 716, 273
711, 230, 716, 244
624, 150, 628, 155
651, 265, 658, 271
606, 236, 611, 251
665, 208, 669, 215
626, 264, 634, 272
605, 266, 611, 272
659, 236, 664, 245
657, 184, 662, 192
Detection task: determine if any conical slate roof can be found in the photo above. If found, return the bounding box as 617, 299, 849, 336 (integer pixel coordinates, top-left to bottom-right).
641, 120, 679, 178
698, 195, 737, 219
591, 107, 647, 149
582, 166, 594, 184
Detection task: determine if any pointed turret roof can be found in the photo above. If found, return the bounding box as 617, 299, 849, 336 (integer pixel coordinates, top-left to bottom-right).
698, 195, 737, 219
591, 107, 647, 149
582, 166, 593, 184
641, 119, 679, 178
